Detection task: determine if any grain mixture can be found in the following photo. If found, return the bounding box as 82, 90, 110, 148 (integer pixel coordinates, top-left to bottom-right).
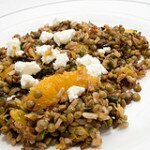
0, 20, 150, 150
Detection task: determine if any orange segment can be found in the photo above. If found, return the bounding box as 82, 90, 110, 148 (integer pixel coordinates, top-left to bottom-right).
24, 67, 98, 111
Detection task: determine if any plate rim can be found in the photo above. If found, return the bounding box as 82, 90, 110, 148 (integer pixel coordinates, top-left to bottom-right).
0, 0, 150, 19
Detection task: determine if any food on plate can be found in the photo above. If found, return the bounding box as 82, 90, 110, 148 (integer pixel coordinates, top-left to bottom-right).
0, 20, 150, 150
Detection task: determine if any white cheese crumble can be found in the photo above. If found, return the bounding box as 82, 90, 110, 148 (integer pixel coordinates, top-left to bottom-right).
53, 52, 69, 70
76, 54, 107, 77
14, 61, 41, 75
86, 63, 107, 77
42, 49, 60, 64
36, 45, 51, 55
36, 45, 61, 64
36, 45, 69, 66
20, 74, 39, 89
98, 47, 111, 54
7, 38, 24, 57
76, 54, 100, 66
54, 29, 76, 45
67, 86, 85, 102
39, 31, 53, 43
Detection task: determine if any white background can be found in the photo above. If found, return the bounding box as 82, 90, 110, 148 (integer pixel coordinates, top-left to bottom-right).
0, 0, 150, 17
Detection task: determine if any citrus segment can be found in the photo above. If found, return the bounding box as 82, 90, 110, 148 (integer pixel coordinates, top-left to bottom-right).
24, 67, 98, 110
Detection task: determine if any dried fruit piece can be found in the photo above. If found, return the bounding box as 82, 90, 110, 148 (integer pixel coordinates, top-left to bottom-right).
10, 109, 26, 127
125, 29, 137, 33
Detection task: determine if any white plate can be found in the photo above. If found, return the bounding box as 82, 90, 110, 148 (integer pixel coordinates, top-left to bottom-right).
0, 0, 150, 149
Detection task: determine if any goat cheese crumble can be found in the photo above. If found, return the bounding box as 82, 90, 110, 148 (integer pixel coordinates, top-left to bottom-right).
54, 29, 76, 45
67, 86, 85, 101
42, 49, 60, 64
20, 74, 39, 89
36, 45, 69, 66
76, 54, 107, 77
53, 52, 69, 70
39, 31, 53, 43
36, 45, 61, 64
14, 61, 41, 75
36, 45, 51, 55
7, 38, 24, 57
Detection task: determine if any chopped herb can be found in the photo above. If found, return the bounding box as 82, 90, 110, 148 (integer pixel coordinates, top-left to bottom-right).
70, 63, 77, 70
42, 130, 46, 139
51, 132, 59, 137
133, 30, 137, 33
112, 37, 116, 41
107, 96, 119, 104
107, 61, 114, 69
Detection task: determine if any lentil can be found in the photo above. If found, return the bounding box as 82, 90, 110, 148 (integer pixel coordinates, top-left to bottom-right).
120, 99, 126, 107
99, 90, 107, 98
134, 83, 142, 92
0, 81, 5, 88
34, 90, 43, 99
3, 86, 10, 93
26, 100, 35, 108
48, 123, 56, 133
132, 93, 141, 102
